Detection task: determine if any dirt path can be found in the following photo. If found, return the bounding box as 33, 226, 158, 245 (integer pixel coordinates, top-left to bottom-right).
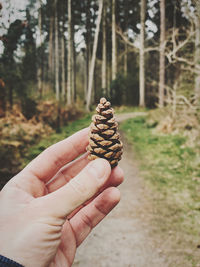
73, 113, 168, 267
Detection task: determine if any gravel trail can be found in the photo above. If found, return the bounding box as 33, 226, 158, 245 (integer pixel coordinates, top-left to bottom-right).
73, 113, 168, 267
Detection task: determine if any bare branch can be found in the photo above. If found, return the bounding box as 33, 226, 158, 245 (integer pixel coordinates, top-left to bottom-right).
116, 26, 159, 54
116, 26, 139, 52
145, 47, 160, 52
166, 26, 195, 64
181, 66, 200, 75
148, 79, 198, 110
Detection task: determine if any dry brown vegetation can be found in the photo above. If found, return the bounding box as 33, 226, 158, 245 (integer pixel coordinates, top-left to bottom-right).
0, 101, 83, 189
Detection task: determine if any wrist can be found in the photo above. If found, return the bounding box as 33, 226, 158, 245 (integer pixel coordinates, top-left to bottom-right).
0, 255, 24, 267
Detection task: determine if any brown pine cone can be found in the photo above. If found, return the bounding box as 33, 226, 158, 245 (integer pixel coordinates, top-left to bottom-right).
87, 97, 123, 168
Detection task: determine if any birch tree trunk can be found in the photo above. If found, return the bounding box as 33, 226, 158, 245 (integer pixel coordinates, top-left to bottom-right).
102, 0, 107, 95
71, 16, 75, 103
67, 0, 72, 105
86, 0, 103, 111
139, 0, 146, 107
85, 0, 91, 103
38, 0, 43, 98
54, 0, 59, 101
112, 0, 117, 81
195, 1, 200, 99
159, 0, 165, 107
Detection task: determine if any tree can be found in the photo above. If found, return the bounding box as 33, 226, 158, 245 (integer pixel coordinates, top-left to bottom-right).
67, 0, 72, 105
86, 0, 103, 111
139, 0, 146, 107
37, 0, 43, 98
112, 0, 117, 80
1, 19, 25, 108
159, 0, 166, 107
61, 1, 66, 101
54, 0, 59, 101
22, 9, 37, 84
48, 14, 54, 90
84, 0, 92, 103
102, 0, 107, 95
71, 3, 76, 103
194, 0, 200, 99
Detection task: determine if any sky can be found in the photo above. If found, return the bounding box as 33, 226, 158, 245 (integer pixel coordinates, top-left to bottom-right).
0, 0, 37, 55
1, 0, 27, 27
0, 0, 87, 54
0, 0, 159, 56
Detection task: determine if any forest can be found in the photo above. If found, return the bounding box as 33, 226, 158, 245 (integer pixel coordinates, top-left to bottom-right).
0, 0, 200, 265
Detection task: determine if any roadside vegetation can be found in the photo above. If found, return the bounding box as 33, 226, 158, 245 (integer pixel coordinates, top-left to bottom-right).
0, 103, 88, 189
23, 114, 92, 166
121, 113, 200, 266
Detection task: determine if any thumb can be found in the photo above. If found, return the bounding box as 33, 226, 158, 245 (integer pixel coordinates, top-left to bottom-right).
39, 159, 111, 219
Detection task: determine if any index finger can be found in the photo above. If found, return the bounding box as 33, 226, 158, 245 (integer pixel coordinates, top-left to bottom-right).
24, 127, 89, 183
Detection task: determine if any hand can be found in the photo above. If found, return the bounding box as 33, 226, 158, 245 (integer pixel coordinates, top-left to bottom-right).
0, 128, 124, 267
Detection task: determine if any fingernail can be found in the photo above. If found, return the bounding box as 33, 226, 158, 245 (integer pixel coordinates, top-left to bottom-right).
87, 159, 108, 179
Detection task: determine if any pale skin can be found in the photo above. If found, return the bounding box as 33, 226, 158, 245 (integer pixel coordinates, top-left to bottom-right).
0, 128, 124, 267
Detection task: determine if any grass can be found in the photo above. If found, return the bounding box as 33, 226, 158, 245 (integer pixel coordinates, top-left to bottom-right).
24, 114, 92, 166
121, 116, 200, 266
114, 105, 148, 114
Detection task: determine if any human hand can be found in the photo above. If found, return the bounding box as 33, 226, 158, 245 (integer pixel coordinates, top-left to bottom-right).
0, 128, 124, 267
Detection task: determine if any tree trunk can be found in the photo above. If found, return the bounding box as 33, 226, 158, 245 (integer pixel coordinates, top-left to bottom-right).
102, 0, 107, 95
48, 15, 54, 90
61, 3, 66, 102
9, 85, 13, 109
84, 50, 87, 104
61, 23, 66, 102
139, 0, 146, 107
54, 0, 59, 101
67, 0, 72, 105
124, 34, 128, 76
73, 42, 77, 102
112, 0, 117, 81
195, 1, 200, 99
38, 1, 43, 98
107, 61, 111, 97
85, 0, 91, 104
86, 0, 103, 111
124, 0, 128, 76
159, 0, 165, 107
71, 14, 75, 103
94, 64, 97, 103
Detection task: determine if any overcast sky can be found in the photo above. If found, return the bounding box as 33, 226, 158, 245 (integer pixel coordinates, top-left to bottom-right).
0, 0, 159, 55
1, 0, 27, 32
0, 0, 29, 54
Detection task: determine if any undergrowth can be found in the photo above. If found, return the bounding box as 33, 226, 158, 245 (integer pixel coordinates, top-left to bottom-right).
24, 114, 92, 166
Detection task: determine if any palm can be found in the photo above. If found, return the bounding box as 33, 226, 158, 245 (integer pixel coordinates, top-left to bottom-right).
0, 129, 123, 267
51, 221, 77, 267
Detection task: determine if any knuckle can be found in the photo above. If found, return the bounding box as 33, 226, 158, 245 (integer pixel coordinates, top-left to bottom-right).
80, 210, 93, 229
68, 178, 87, 197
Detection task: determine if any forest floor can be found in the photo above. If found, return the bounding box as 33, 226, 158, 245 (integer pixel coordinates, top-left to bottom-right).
73, 112, 200, 267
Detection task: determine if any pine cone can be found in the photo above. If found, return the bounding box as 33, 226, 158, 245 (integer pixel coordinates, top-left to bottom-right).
87, 97, 123, 168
